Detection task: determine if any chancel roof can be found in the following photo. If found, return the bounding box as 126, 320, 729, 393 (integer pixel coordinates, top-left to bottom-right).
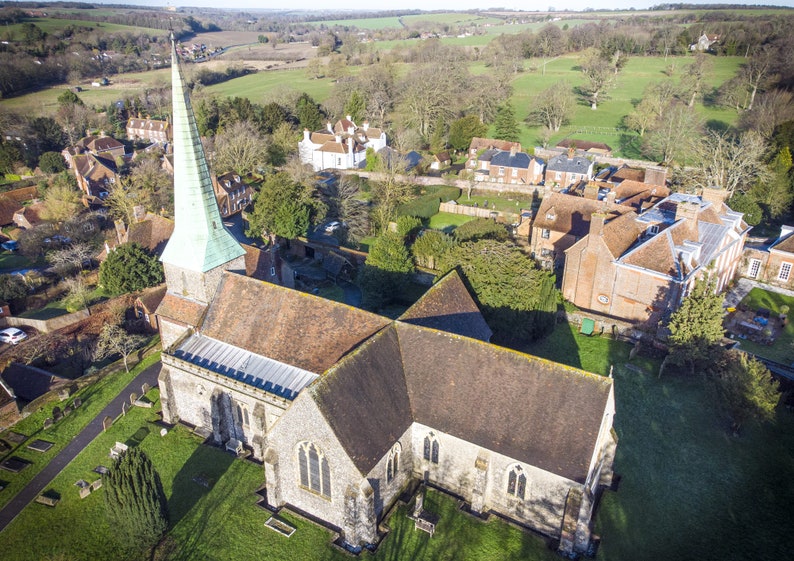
312, 322, 612, 482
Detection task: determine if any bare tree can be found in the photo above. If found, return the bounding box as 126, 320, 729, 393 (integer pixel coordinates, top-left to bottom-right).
93, 323, 145, 372
643, 103, 701, 165
396, 62, 463, 139
528, 81, 576, 132
680, 52, 712, 108
742, 46, 775, 111
212, 120, 268, 175
41, 174, 81, 224
689, 130, 771, 195
327, 177, 370, 243
739, 90, 794, 140
46, 242, 95, 275
579, 50, 613, 110
63, 275, 92, 313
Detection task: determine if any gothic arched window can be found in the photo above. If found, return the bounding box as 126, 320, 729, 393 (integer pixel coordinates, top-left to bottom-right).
297, 442, 331, 498
386, 443, 401, 483
507, 465, 527, 500
423, 433, 439, 464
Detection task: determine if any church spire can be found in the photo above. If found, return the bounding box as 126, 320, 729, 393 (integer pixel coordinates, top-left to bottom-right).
160, 36, 244, 273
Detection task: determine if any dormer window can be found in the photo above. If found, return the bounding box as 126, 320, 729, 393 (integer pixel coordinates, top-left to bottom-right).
648, 225, 659, 235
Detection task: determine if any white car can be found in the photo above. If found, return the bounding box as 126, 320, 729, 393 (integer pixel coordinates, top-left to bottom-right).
0, 327, 27, 345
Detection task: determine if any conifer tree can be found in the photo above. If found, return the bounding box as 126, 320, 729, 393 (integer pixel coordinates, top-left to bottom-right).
493, 104, 521, 143
104, 448, 169, 552
666, 278, 724, 374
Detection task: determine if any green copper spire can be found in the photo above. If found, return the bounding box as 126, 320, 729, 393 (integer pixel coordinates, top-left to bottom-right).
160, 37, 244, 273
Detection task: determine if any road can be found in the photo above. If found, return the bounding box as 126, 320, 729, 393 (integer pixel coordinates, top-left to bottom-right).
0, 362, 162, 533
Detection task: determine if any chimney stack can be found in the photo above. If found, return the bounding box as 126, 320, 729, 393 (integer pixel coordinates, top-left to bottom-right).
700, 186, 729, 207
644, 165, 667, 186
590, 213, 606, 236
583, 181, 599, 200
567, 145, 576, 159
303, 129, 311, 141
675, 200, 700, 223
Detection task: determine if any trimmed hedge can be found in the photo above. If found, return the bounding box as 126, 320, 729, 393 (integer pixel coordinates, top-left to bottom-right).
396, 185, 461, 219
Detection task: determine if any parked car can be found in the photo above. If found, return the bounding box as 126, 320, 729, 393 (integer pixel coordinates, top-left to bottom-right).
0, 327, 27, 345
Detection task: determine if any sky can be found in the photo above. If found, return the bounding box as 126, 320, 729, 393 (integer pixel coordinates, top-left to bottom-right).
49, 1, 794, 12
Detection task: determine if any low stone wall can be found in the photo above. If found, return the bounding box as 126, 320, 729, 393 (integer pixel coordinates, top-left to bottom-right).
559, 309, 654, 341
439, 202, 498, 219
0, 309, 90, 333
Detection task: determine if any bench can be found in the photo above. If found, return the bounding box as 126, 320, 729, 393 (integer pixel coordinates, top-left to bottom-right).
109, 441, 128, 459
225, 438, 243, 456
414, 510, 439, 537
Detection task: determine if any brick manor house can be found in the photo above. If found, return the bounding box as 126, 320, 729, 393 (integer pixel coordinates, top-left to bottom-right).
156, 39, 617, 556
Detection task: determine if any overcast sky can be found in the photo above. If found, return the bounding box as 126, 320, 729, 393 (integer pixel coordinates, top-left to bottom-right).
56, 1, 794, 11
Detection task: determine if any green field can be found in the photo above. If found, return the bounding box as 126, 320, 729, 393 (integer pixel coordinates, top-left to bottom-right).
306, 16, 403, 29
204, 67, 338, 105
1, 17, 164, 36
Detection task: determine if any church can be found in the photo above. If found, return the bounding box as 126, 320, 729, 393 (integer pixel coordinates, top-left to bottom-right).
156, 39, 617, 556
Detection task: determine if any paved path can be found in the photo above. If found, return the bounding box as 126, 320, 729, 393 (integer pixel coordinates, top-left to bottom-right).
0, 362, 161, 534
724, 278, 794, 308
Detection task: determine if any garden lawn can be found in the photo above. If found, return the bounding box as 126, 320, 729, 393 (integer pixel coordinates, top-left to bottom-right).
523, 322, 794, 561
0, 353, 160, 510
0, 252, 38, 271
427, 212, 476, 232
456, 193, 536, 214
732, 287, 794, 364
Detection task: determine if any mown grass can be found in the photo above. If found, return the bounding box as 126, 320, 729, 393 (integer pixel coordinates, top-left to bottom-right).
0, 252, 38, 272
0, 353, 160, 510
523, 321, 794, 561
730, 287, 794, 364
427, 211, 475, 231
305, 16, 403, 29
456, 192, 536, 214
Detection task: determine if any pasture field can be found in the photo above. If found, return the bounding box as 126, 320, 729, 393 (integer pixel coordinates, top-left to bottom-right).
402, 12, 504, 26
1, 17, 163, 36
509, 55, 744, 154
306, 16, 403, 29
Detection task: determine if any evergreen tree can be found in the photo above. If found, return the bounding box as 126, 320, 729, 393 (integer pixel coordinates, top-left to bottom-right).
712, 350, 780, 433
359, 231, 414, 310
493, 104, 521, 143
666, 278, 725, 374
295, 93, 324, 132
448, 115, 487, 152
344, 90, 366, 124
99, 243, 164, 295
438, 239, 557, 342
245, 172, 317, 242
105, 448, 169, 552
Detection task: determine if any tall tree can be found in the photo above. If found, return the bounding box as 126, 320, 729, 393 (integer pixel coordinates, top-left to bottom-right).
438, 239, 557, 342
689, 130, 770, 196
528, 81, 576, 132
358, 231, 414, 310
245, 171, 316, 242
579, 50, 613, 110
105, 448, 169, 552
643, 102, 700, 165
493, 103, 521, 143
295, 93, 324, 132
41, 173, 81, 224
99, 243, 164, 295
448, 115, 487, 152
679, 52, 711, 108
666, 278, 725, 375
712, 350, 780, 433
212, 120, 268, 175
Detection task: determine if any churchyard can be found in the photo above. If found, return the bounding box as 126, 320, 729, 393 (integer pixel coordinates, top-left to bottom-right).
0, 324, 791, 560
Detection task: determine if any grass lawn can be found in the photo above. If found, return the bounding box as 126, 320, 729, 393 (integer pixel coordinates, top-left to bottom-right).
730, 287, 794, 365
523, 322, 794, 561
456, 192, 536, 214
427, 212, 476, 232
510, 55, 744, 156
315, 283, 345, 303
0, 252, 39, 272
0, 353, 161, 510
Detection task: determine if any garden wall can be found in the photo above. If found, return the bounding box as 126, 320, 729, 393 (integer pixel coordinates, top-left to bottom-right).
0, 309, 90, 333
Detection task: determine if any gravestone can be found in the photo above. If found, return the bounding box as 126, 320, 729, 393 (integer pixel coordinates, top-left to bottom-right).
6, 432, 26, 444
129, 392, 137, 405
79, 487, 91, 499
59, 388, 70, 401
141, 382, 151, 395
73, 397, 82, 408
51, 407, 62, 421
121, 402, 129, 416
102, 416, 113, 431
90, 479, 102, 491
160, 428, 168, 437
43, 418, 53, 430
63, 405, 73, 417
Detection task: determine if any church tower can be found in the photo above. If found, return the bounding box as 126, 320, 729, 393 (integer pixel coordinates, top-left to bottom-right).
156, 37, 246, 348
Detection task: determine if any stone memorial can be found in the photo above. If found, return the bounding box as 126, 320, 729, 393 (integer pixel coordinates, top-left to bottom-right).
102, 416, 113, 432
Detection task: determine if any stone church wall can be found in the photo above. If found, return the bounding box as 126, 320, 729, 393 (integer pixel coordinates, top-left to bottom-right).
265, 395, 378, 545
362, 425, 414, 520
159, 356, 290, 460
163, 255, 245, 305
411, 423, 576, 538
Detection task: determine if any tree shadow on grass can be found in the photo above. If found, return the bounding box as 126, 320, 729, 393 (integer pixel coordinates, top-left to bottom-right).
167, 444, 235, 527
